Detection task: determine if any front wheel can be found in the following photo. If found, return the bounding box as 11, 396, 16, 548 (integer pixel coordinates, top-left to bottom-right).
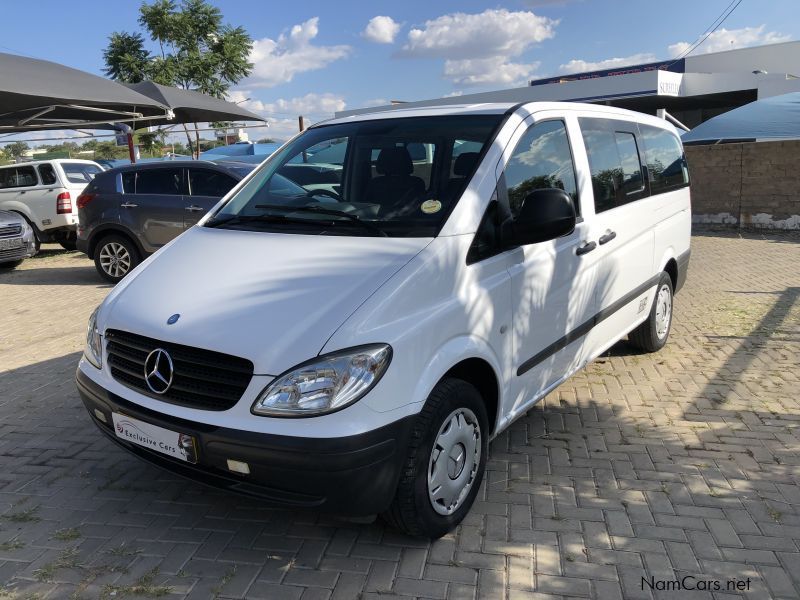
628, 272, 674, 352
93, 234, 140, 283
381, 378, 489, 538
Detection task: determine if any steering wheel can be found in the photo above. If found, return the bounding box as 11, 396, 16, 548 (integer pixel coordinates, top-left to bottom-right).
306, 188, 343, 203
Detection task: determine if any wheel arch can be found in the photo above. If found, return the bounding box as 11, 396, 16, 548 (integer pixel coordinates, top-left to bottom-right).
407, 336, 503, 437
88, 226, 145, 259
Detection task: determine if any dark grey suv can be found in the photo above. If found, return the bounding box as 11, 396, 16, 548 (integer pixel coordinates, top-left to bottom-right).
77, 161, 252, 282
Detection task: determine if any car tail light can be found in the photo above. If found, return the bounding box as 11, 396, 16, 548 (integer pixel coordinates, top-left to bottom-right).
56, 192, 72, 214
76, 193, 96, 210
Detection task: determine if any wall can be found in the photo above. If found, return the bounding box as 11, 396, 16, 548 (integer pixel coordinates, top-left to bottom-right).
685, 140, 800, 229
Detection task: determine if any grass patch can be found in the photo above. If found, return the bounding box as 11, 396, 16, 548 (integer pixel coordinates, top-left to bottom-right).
34, 547, 81, 582
0, 539, 25, 552
767, 507, 783, 523
212, 565, 237, 598
52, 528, 81, 542
100, 567, 172, 599
105, 543, 142, 557
2, 507, 40, 523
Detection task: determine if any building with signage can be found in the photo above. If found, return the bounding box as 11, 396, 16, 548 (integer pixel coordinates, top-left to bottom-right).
338, 41, 800, 129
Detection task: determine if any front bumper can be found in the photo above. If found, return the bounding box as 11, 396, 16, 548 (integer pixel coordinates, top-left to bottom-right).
76, 368, 414, 515
0, 235, 37, 264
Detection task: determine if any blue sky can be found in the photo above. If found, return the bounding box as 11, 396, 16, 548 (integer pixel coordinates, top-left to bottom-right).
2, 0, 798, 140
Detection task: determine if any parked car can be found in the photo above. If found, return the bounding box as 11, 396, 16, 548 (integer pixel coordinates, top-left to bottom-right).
76, 160, 253, 283
76, 102, 691, 538
0, 159, 103, 250
0, 209, 38, 269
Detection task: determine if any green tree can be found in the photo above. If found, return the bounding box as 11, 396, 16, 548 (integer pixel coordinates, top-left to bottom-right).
93, 141, 128, 160
103, 32, 151, 83
5, 141, 29, 159
102, 0, 253, 157
136, 129, 167, 156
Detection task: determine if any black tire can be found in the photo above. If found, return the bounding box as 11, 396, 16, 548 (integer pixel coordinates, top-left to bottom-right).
93, 234, 140, 283
0, 259, 23, 270
628, 272, 674, 352
59, 240, 77, 251
381, 378, 489, 538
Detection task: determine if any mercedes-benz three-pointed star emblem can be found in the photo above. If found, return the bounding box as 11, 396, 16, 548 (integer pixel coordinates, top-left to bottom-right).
144, 348, 174, 394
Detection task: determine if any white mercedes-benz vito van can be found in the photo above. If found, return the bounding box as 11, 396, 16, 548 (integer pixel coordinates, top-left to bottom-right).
76, 101, 690, 538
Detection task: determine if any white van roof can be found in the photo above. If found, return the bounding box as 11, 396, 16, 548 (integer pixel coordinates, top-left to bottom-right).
317, 101, 678, 133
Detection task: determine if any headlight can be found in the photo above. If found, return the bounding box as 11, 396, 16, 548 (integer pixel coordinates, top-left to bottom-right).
252, 344, 392, 417
84, 307, 103, 369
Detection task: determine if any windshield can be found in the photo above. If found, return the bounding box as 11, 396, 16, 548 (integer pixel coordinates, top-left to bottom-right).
206, 115, 503, 237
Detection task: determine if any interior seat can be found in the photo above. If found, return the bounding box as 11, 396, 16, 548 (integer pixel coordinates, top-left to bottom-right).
443, 152, 480, 201
363, 148, 425, 216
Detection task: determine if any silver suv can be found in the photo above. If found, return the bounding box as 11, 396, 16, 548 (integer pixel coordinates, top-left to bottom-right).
0, 209, 37, 269
76, 161, 253, 282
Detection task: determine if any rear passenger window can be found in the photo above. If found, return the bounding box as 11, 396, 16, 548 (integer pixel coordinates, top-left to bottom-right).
134, 169, 182, 195
0, 166, 39, 188
614, 132, 645, 196
640, 125, 689, 194
189, 169, 237, 197
38, 164, 57, 185
503, 120, 579, 217
580, 118, 646, 213
121, 172, 136, 193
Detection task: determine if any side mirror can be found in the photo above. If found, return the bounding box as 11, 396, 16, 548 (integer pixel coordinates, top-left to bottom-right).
501, 188, 576, 247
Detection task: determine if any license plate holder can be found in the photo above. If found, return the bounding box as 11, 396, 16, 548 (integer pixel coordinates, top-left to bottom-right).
112, 413, 198, 463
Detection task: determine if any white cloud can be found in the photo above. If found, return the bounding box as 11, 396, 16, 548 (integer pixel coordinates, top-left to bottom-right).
400, 9, 556, 86
445, 57, 540, 86
227, 91, 346, 119
558, 52, 657, 74
363, 16, 401, 44
362, 98, 390, 107
521, 0, 578, 5
441, 90, 464, 98
402, 9, 557, 59
668, 25, 791, 57
247, 18, 351, 88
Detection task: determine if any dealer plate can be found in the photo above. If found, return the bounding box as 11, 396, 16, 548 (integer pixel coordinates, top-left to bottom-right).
112, 413, 197, 463
0, 238, 22, 251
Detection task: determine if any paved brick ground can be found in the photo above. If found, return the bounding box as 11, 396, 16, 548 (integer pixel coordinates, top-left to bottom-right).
0, 232, 799, 599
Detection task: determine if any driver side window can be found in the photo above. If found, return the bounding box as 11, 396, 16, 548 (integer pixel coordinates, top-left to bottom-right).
503, 120, 579, 218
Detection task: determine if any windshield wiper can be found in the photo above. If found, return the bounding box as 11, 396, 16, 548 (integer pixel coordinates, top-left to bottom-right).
204, 213, 312, 228
254, 204, 389, 237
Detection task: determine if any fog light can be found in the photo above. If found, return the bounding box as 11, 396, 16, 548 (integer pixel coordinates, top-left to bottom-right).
94, 409, 107, 424
226, 459, 250, 475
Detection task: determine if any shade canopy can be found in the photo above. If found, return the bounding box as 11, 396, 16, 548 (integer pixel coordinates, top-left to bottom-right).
0, 52, 170, 132
125, 81, 265, 126
682, 92, 800, 144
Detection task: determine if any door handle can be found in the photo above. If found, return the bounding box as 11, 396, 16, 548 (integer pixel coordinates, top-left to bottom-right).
598, 231, 617, 245
575, 241, 597, 256
185, 205, 205, 212
120, 202, 138, 208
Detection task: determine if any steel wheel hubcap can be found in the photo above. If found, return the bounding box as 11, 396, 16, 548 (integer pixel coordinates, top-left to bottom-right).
428, 407, 481, 516
99, 242, 131, 278
655, 284, 672, 339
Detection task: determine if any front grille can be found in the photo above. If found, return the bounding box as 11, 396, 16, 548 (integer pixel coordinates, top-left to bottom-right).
0, 225, 22, 238
105, 329, 254, 411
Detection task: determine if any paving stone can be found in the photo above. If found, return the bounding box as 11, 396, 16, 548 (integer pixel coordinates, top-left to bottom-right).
2, 235, 800, 598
